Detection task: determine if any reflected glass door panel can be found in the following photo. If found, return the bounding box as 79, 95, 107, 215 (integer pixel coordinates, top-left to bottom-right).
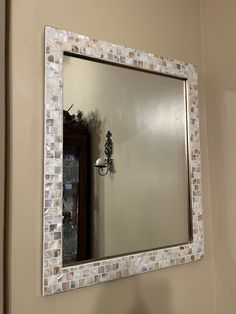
63, 125, 89, 266
63, 146, 79, 265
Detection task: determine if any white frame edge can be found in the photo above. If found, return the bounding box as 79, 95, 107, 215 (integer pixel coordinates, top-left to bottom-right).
43, 25, 204, 295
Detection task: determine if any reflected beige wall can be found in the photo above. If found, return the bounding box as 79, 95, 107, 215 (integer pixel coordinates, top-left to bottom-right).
64, 56, 189, 257
0, 0, 5, 313
9, 0, 215, 314
201, 0, 236, 313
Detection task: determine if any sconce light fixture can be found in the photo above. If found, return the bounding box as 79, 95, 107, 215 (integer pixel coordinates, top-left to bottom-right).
95, 130, 113, 176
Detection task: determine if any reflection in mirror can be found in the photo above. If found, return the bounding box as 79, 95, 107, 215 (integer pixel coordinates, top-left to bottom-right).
62, 54, 190, 266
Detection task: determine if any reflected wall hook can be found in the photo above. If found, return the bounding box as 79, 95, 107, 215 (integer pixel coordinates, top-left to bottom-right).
95, 131, 113, 176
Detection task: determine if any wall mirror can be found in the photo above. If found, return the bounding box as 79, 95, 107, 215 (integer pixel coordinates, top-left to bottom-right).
43, 26, 204, 295
62, 55, 190, 265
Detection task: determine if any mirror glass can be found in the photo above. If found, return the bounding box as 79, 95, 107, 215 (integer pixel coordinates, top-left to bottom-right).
62, 54, 190, 266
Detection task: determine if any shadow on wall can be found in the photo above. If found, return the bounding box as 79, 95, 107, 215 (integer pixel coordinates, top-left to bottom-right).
86, 110, 103, 162
91, 276, 173, 314
86, 110, 104, 258
85, 109, 116, 258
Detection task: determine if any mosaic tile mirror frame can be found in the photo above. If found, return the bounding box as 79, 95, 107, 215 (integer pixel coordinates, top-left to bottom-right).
43, 26, 204, 295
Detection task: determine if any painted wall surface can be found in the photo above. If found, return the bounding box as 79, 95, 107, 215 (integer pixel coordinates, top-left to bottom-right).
64, 56, 189, 258
9, 0, 215, 314
201, 0, 236, 313
0, 0, 5, 312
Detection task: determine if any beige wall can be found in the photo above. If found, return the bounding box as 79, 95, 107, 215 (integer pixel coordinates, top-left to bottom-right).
201, 0, 236, 313
9, 0, 216, 314
0, 0, 5, 313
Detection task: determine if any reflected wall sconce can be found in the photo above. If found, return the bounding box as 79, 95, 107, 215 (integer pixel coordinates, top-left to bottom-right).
95, 130, 113, 176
